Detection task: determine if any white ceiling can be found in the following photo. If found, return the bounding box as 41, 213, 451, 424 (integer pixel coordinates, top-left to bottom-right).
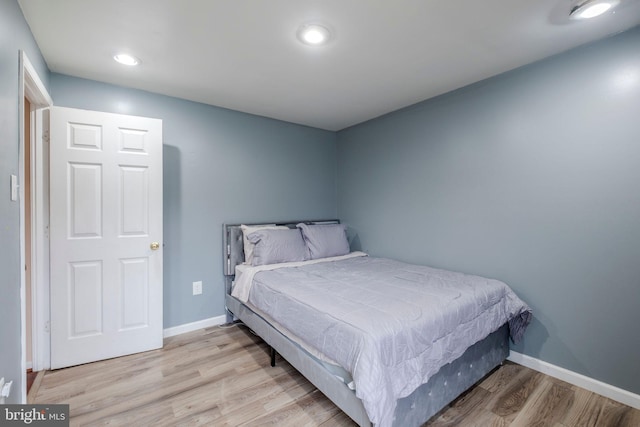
18, 0, 640, 131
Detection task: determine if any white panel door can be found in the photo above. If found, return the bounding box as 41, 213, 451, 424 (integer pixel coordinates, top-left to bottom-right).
50, 106, 163, 369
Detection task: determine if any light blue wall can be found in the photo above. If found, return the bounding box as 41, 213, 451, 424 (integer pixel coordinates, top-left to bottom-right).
0, 0, 50, 403
337, 26, 640, 394
51, 74, 337, 328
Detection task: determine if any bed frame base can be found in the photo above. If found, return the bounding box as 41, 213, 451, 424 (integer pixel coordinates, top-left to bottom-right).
393, 324, 509, 426
225, 294, 509, 427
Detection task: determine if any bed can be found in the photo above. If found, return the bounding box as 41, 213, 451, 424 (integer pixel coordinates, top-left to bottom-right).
223, 220, 531, 427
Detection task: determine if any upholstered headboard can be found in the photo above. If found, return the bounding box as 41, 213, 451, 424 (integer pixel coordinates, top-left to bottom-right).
222, 219, 340, 277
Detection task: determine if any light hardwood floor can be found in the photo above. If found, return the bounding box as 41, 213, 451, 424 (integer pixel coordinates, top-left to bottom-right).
30, 324, 640, 426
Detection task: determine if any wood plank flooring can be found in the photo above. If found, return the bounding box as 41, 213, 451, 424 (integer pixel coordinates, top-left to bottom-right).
26, 368, 38, 394
30, 324, 639, 426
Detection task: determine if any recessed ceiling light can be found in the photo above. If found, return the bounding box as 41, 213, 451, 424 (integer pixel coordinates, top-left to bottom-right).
569, 0, 620, 20
114, 53, 140, 66
297, 23, 332, 46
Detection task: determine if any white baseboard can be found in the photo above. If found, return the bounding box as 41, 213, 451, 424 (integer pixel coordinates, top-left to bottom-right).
163, 315, 227, 338
508, 351, 640, 410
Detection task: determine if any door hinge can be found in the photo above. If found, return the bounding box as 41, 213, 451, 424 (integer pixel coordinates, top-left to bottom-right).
44, 321, 50, 333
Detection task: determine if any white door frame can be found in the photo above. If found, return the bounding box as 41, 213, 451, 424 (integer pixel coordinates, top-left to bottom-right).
19, 51, 53, 403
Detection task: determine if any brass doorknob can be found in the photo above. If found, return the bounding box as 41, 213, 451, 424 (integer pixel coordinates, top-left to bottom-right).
150, 242, 160, 250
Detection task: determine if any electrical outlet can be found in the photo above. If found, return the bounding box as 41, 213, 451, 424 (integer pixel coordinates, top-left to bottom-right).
193, 281, 202, 295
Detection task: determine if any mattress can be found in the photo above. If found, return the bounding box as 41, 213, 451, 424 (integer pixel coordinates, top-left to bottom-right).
233, 254, 531, 427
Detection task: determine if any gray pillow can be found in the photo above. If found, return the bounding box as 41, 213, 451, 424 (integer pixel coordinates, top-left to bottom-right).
240, 224, 287, 265
247, 228, 309, 266
297, 223, 350, 259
